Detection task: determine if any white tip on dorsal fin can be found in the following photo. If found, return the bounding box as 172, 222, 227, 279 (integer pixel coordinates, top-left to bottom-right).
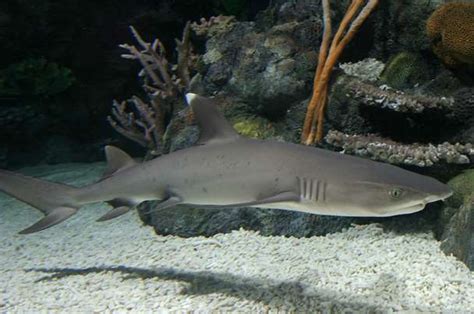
103, 146, 138, 178
185, 93, 240, 145
185, 93, 197, 105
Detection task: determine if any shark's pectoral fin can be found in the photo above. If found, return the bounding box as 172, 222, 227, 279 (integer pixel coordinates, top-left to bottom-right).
19, 207, 78, 234
144, 195, 182, 214
96, 206, 131, 222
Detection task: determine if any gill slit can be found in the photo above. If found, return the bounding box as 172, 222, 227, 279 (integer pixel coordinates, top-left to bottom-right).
297, 177, 326, 202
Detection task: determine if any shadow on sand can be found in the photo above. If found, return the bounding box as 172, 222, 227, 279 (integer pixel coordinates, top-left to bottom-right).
26, 265, 387, 311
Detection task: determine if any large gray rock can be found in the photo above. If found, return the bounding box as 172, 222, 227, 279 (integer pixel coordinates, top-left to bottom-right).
438, 170, 474, 270
199, 4, 321, 118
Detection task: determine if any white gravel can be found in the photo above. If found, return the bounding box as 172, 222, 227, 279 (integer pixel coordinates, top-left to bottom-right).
0, 163, 473, 313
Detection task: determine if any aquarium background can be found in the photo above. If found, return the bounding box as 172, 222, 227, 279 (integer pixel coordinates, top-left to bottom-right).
0, 0, 473, 312
0, 0, 270, 168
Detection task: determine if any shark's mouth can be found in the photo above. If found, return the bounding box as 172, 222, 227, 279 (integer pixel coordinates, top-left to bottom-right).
381, 191, 453, 217
424, 191, 453, 203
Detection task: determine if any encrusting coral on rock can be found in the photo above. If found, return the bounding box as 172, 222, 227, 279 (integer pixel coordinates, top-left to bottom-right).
339, 58, 384, 82
426, 2, 474, 67
326, 130, 473, 167
341, 76, 454, 113
190, 15, 237, 37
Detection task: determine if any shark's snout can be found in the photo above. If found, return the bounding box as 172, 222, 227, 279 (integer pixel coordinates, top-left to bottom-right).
424, 189, 453, 203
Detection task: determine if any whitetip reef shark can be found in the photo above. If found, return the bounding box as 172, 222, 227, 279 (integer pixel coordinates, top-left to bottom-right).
0, 93, 453, 234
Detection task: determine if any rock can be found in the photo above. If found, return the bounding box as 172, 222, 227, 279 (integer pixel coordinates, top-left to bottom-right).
380, 52, 430, 90
445, 169, 474, 208
138, 202, 356, 238
339, 58, 385, 82
371, 1, 439, 58
199, 3, 321, 118
440, 198, 474, 270
438, 170, 474, 270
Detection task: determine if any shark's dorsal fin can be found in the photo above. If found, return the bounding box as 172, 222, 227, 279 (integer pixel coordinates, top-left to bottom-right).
103, 146, 137, 178
185, 93, 241, 145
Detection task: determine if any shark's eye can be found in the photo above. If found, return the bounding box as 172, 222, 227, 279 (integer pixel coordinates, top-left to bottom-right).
389, 188, 404, 199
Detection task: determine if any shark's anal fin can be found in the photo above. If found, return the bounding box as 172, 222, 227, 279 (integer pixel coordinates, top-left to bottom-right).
143, 195, 182, 214
19, 207, 78, 234
97, 206, 130, 222
199, 191, 300, 209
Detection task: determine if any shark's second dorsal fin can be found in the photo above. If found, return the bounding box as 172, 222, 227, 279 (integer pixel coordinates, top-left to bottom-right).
103, 146, 138, 178
185, 93, 240, 145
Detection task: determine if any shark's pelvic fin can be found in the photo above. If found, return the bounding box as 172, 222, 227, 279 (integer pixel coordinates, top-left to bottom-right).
98, 197, 138, 221
144, 194, 182, 214
96, 206, 130, 222
19, 207, 78, 234
185, 93, 241, 145
102, 145, 138, 179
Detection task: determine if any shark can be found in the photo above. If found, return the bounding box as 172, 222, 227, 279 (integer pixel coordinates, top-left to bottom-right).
0, 93, 453, 234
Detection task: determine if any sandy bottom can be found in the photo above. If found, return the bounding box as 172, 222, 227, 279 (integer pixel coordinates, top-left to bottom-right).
0, 163, 473, 313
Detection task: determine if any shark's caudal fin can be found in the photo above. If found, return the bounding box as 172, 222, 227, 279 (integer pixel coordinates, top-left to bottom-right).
0, 170, 81, 234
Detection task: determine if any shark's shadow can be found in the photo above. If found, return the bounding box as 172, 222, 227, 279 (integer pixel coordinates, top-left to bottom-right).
27, 266, 385, 311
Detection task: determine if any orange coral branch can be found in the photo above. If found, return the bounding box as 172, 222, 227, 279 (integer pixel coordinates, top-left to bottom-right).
301, 0, 332, 143
301, 0, 379, 145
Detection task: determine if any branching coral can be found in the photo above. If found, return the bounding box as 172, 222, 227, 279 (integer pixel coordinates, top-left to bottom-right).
426, 2, 474, 66
107, 97, 164, 155
326, 130, 473, 167
108, 24, 194, 156
301, 0, 380, 145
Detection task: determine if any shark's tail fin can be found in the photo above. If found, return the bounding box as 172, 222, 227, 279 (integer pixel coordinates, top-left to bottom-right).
0, 170, 81, 234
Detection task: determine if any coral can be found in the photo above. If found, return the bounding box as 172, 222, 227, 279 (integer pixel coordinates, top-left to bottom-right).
232, 116, 275, 139
343, 76, 454, 113
447, 169, 474, 208
191, 15, 236, 37
301, 0, 380, 144
325, 130, 474, 167
339, 58, 385, 82
380, 52, 430, 89
426, 2, 474, 66
108, 97, 165, 156
108, 24, 195, 156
